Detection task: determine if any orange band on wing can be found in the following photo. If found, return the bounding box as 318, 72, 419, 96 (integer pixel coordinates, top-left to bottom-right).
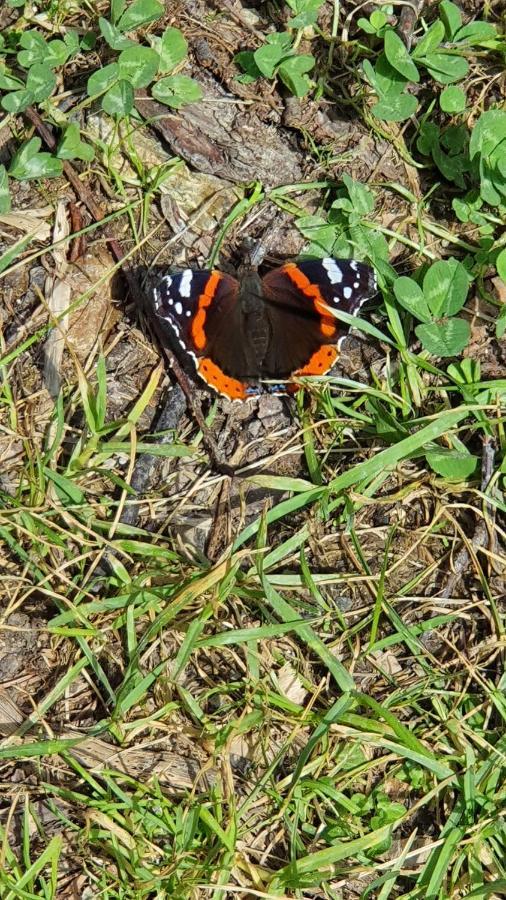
191, 271, 222, 351
284, 263, 337, 338
198, 357, 248, 400
293, 344, 339, 378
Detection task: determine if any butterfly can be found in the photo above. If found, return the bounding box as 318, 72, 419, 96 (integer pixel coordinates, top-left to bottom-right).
153, 257, 377, 400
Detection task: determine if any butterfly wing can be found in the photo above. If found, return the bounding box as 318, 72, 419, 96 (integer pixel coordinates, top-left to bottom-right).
153, 270, 253, 400
260, 258, 376, 378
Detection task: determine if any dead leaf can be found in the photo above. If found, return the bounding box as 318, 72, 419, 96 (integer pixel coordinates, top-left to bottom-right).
276, 662, 308, 705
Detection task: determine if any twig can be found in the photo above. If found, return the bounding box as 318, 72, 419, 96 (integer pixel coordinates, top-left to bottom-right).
397, 0, 426, 51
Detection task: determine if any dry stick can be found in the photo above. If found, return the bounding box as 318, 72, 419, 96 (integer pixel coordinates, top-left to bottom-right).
439, 437, 496, 600
24, 106, 234, 484
397, 0, 426, 50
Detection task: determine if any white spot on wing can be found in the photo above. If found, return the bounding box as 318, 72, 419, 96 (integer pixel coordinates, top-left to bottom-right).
350, 261, 359, 272
323, 259, 342, 284
175, 301, 183, 315
179, 270, 192, 298
343, 286, 352, 299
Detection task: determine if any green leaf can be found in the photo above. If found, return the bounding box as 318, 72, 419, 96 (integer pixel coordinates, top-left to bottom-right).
372, 92, 417, 122
426, 448, 477, 479
422, 52, 469, 84
102, 79, 134, 116
44, 468, 85, 505
423, 259, 469, 317
411, 19, 445, 58
254, 40, 286, 78
373, 52, 411, 95
45, 39, 71, 67
278, 54, 314, 96
439, 1, 462, 38
497, 248, 506, 284
478, 154, 506, 206
393, 276, 431, 323
287, 0, 322, 27
384, 28, 419, 82
341, 173, 374, 215
80, 31, 97, 51
454, 21, 496, 45
26, 63, 57, 102
0, 71, 24, 90
431, 140, 468, 188
8, 137, 63, 181
118, 45, 159, 87
470, 109, 506, 159
56, 123, 95, 162
1, 89, 34, 113
111, 0, 127, 24
370, 10, 388, 30
151, 74, 203, 108
452, 194, 482, 223
117, 0, 164, 32
295, 216, 336, 255
63, 29, 80, 56
362, 59, 380, 92
441, 124, 467, 154
496, 304, 506, 340
415, 318, 470, 356
234, 51, 262, 81
16, 29, 46, 67
18, 35, 70, 69
158, 27, 188, 73
99, 17, 135, 50
87, 63, 120, 97
440, 85, 466, 113
358, 16, 376, 34
236, 73, 258, 85
416, 120, 440, 155
0, 166, 11, 213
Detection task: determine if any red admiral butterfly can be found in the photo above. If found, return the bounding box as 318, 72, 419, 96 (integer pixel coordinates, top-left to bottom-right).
153, 258, 376, 401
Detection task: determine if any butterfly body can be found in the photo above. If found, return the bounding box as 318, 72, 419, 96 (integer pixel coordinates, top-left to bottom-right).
153, 258, 376, 400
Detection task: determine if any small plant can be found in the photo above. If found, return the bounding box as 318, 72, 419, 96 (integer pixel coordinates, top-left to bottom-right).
469, 109, 506, 208
235, 0, 326, 97
87, 24, 202, 117
393, 257, 471, 357
417, 107, 506, 210
362, 1, 498, 122
236, 32, 316, 97
0, 28, 81, 115
0, 1, 202, 208
416, 120, 469, 188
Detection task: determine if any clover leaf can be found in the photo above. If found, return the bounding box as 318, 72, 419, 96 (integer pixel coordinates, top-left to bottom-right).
56, 124, 95, 162
151, 75, 203, 108
8, 137, 63, 180
394, 258, 471, 357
